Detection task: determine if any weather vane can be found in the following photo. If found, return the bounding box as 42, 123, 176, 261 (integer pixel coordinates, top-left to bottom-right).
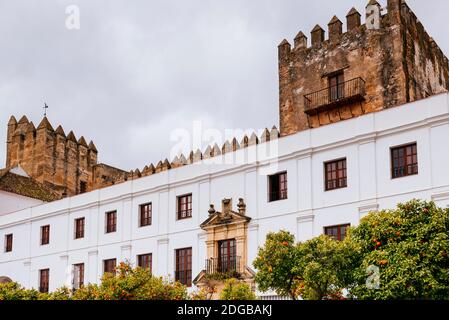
43, 103, 48, 117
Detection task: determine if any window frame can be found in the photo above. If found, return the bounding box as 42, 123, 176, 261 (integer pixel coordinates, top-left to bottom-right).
390, 142, 418, 179
139, 203, 152, 227
324, 224, 350, 241
105, 211, 117, 234
39, 269, 50, 293
324, 158, 348, 191
177, 194, 193, 220
137, 253, 153, 272
4, 234, 13, 253
328, 72, 345, 101
175, 247, 192, 287
103, 258, 117, 275
72, 263, 85, 290
74, 217, 85, 239
40, 225, 50, 246
268, 171, 288, 202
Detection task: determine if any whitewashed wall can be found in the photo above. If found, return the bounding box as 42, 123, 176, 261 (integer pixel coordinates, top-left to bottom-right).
0, 191, 43, 216
1, 93, 449, 292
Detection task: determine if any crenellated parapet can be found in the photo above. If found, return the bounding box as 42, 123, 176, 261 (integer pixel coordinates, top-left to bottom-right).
6, 115, 99, 196
131, 126, 280, 180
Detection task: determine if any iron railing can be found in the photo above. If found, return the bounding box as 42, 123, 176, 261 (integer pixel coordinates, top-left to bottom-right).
304, 77, 366, 115
205, 256, 242, 275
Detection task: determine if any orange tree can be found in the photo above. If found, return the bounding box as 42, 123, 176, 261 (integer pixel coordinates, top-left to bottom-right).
253, 231, 357, 300
73, 262, 188, 300
349, 200, 449, 299
253, 230, 302, 299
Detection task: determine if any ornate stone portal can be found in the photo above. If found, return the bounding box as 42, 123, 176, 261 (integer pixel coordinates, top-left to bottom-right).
193, 198, 255, 299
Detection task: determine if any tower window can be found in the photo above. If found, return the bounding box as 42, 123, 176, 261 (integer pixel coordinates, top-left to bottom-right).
79, 181, 87, 194
328, 73, 345, 101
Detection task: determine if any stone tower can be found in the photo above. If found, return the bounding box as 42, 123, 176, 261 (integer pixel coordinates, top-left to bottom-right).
279, 0, 449, 136
5, 116, 99, 196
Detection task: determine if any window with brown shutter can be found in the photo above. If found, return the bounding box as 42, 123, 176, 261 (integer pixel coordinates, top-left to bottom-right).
74, 218, 85, 239
41, 225, 50, 245
5, 234, 13, 253
324, 224, 350, 241
139, 203, 152, 227
328, 73, 345, 101
73, 263, 84, 290
325, 158, 347, 191
268, 172, 288, 202
103, 259, 116, 275
391, 143, 418, 179
177, 194, 192, 220
105, 211, 117, 233
39, 269, 49, 293
137, 253, 152, 272
175, 248, 192, 287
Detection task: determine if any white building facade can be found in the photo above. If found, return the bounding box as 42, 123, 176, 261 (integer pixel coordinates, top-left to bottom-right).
1, 93, 449, 293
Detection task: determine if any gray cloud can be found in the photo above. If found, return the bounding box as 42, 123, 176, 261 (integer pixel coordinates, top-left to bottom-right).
1, 0, 447, 170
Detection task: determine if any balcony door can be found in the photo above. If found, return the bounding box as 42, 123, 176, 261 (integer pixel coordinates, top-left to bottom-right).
329, 73, 345, 102
218, 239, 236, 273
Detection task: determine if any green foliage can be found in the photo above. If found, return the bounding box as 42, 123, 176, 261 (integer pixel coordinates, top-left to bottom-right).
0, 282, 40, 300
219, 278, 256, 300
254, 231, 357, 300
349, 200, 449, 300
1, 262, 188, 300
295, 235, 360, 300
73, 262, 188, 300
253, 230, 301, 299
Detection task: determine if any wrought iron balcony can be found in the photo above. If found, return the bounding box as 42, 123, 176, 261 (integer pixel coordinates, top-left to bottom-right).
205, 256, 242, 275
304, 77, 366, 115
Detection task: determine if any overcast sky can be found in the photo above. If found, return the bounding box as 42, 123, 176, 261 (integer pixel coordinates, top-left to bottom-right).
1, 0, 448, 171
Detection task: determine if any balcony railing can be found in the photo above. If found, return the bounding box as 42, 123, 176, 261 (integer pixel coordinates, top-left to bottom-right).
205, 256, 242, 275
304, 77, 366, 115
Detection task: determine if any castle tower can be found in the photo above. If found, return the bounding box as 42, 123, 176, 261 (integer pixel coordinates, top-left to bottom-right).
279, 0, 449, 136
4, 116, 101, 197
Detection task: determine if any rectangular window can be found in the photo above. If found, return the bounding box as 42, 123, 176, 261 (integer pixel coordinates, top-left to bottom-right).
391, 143, 418, 179
79, 181, 87, 194
103, 259, 117, 275
325, 224, 350, 241
74, 218, 85, 239
41, 225, 50, 245
105, 211, 117, 233
325, 158, 347, 191
328, 73, 345, 101
177, 194, 192, 220
137, 253, 152, 272
175, 248, 192, 287
218, 239, 237, 273
72, 263, 84, 290
5, 234, 13, 253
268, 172, 288, 202
39, 269, 49, 293
139, 203, 152, 227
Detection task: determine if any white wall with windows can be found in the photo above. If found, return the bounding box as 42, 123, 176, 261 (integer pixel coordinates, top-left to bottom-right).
1, 93, 449, 292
